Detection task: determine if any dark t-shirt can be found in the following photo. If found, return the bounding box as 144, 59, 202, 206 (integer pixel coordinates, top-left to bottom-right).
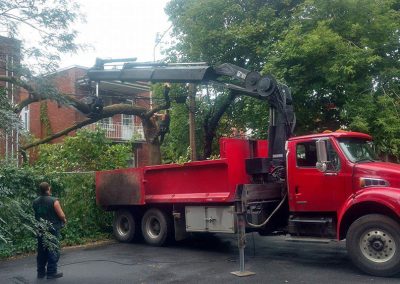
33, 195, 62, 230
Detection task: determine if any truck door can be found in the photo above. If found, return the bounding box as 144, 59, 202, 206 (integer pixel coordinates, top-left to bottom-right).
288, 139, 345, 212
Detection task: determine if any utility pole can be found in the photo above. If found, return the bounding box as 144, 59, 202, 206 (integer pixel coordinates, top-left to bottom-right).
188, 84, 197, 161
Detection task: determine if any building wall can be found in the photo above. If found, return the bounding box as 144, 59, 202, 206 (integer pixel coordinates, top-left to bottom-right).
27, 67, 88, 143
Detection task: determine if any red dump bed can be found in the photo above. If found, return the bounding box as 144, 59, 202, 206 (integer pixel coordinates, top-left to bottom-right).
96, 138, 268, 209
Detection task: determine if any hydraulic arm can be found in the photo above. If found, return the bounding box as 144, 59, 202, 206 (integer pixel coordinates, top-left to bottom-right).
86, 58, 295, 165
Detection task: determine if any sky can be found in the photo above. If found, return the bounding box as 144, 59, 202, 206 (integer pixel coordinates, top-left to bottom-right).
59, 0, 172, 69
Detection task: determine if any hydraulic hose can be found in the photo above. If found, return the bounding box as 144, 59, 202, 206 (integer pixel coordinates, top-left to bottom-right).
246, 192, 288, 228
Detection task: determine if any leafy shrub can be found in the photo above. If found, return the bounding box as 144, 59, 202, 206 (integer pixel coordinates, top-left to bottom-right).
0, 164, 113, 258
54, 172, 112, 245
35, 128, 132, 172
0, 129, 133, 258
0, 164, 53, 257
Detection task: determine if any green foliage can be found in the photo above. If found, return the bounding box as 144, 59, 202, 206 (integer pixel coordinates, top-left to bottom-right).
35, 128, 131, 172
347, 94, 400, 161
1, 128, 128, 258
0, 164, 112, 258
54, 173, 112, 246
0, 88, 20, 136
165, 0, 300, 157
159, 84, 231, 161
166, 0, 298, 67
39, 101, 53, 137
265, 0, 400, 158
161, 102, 190, 163
0, 0, 84, 71
174, 146, 192, 165
0, 164, 60, 257
228, 96, 270, 139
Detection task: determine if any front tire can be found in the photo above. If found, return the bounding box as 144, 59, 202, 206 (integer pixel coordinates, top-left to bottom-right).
141, 208, 172, 246
346, 214, 400, 277
113, 210, 138, 242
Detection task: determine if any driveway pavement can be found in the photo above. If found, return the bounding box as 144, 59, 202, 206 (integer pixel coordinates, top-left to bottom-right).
1, 234, 399, 283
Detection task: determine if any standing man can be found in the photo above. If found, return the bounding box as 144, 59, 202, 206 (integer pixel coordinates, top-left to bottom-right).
158, 109, 170, 144
33, 182, 66, 279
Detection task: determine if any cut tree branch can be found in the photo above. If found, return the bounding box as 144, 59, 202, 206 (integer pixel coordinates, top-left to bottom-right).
20, 103, 153, 151
144, 85, 171, 119
0, 75, 93, 114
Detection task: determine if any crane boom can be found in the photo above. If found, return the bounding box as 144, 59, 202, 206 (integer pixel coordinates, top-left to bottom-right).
85, 58, 295, 165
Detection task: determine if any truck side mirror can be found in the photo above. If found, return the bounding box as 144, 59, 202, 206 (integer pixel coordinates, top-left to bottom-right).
316, 140, 328, 172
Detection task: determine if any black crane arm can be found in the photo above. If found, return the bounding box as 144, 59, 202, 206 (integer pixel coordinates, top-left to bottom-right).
86, 58, 295, 162
86, 60, 279, 98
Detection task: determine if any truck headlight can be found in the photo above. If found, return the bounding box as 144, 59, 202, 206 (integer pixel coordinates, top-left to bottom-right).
360, 177, 389, 188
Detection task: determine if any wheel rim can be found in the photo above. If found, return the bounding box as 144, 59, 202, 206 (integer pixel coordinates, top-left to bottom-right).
360, 229, 396, 263
117, 216, 130, 236
146, 216, 161, 239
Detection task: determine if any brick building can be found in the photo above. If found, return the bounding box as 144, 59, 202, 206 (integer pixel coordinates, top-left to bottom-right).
22, 66, 152, 167
0, 34, 152, 167
23, 66, 88, 143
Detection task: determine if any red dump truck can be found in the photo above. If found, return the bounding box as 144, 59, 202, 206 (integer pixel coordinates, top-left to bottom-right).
90, 60, 400, 277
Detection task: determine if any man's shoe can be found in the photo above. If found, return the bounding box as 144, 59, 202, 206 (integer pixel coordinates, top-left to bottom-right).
37, 272, 46, 279
47, 272, 63, 279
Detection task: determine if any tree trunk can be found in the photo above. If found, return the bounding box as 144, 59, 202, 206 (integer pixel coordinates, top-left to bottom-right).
203, 129, 215, 159
142, 117, 162, 165
202, 92, 237, 159
148, 139, 162, 165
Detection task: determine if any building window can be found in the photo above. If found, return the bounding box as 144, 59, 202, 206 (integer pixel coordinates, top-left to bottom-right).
20, 106, 30, 131
101, 117, 112, 125
122, 114, 133, 126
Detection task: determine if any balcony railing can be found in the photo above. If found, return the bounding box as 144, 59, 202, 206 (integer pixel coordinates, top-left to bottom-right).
85, 123, 145, 142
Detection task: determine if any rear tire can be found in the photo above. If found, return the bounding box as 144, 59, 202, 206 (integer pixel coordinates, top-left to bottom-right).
141, 208, 172, 246
346, 214, 400, 277
113, 210, 137, 242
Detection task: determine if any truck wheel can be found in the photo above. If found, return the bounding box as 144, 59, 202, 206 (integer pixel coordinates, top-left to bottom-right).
346, 214, 400, 277
113, 210, 137, 242
141, 208, 171, 246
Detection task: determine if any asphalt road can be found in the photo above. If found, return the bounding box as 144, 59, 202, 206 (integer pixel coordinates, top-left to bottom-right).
1, 234, 399, 284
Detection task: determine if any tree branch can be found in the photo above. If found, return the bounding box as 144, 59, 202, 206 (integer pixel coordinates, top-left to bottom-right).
0, 75, 93, 114
144, 86, 171, 119
20, 103, 150, 151
0, 75, 36, 94
3, 12, 52, 36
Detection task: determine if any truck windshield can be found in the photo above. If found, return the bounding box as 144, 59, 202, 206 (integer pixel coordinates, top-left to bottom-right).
338, 138, 378, 163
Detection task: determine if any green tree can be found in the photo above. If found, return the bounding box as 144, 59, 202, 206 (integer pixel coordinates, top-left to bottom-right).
347, 93, 400, 161
0, 0, 85, 159
0, 163, 112, 256
266, 0, 400, 158
164, 0, 304, 157
0, 0, 83, 71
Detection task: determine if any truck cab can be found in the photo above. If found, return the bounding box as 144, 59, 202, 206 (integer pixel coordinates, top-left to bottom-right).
285, 131, 400, 276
